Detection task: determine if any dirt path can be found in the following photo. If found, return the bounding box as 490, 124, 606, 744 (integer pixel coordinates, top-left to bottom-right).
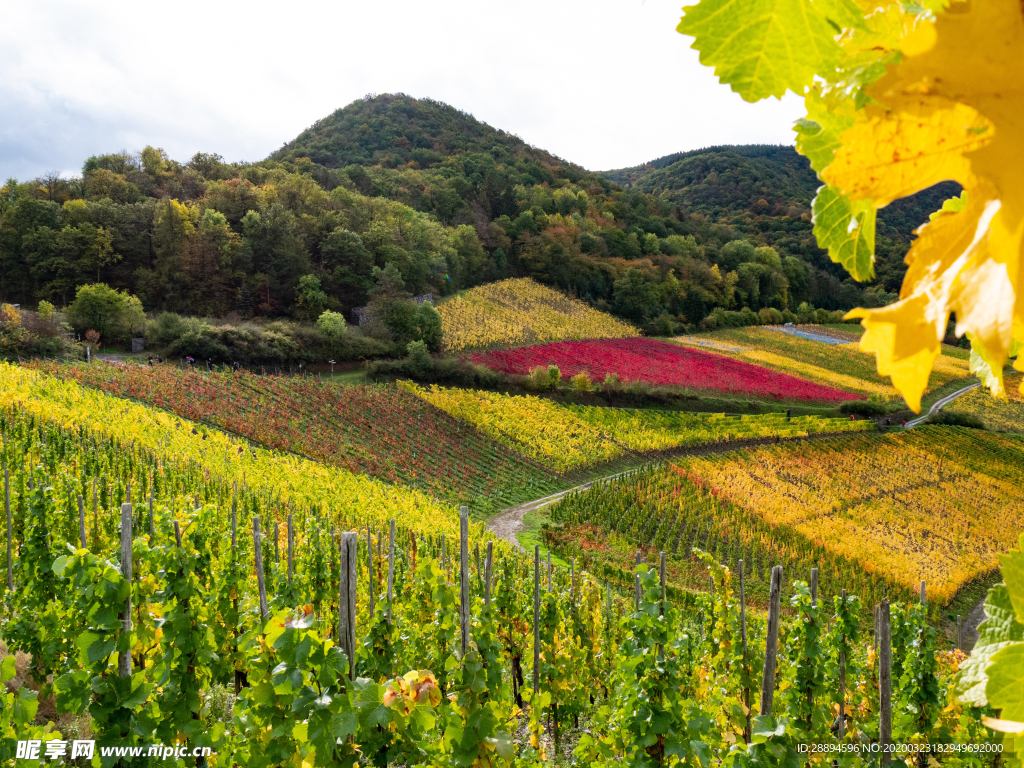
905, 382, 980, 428
961, 595, 988, 650
487, 467, 645, 549
485, 430, 865, 548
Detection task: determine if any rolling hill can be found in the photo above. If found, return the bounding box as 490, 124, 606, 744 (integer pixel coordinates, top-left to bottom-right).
601, 145, 961, 292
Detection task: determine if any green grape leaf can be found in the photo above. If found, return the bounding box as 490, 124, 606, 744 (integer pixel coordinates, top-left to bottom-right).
812, 185, 876, 281
987, 644, 1024, 719
796, 92, 856, 173
957, 583, 1024, 706
12, 686, 39, 728
677, 0, 842, 102
690, 740, 712, 767
54, 669, 92, 715
354, 679, 391, 729
0, 655, 15, 684
121, 676, 153, 709
814, 0, 867, 31
751, 714, 786, 741
1001, 539, 1024, 627
930, 191, 968, 221
330, 707, 359, 741
491, 734, 514, 761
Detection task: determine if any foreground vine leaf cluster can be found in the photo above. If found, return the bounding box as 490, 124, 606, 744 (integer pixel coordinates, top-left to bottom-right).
678, 0, 1024, 412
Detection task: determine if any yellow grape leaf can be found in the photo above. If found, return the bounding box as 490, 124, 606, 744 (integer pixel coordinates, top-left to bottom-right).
840, 0, 1024, 409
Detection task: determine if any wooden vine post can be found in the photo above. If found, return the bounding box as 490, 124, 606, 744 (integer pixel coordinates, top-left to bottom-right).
253, 517, 269, 624
459, 506, 470, 657
4, 458, 10, 592
879, 598, 892, 766
287, 515, 294, 583
118, 503, 133, 678
634, 550, 642, 609
484, 541, 493, 606
148, 486, 154, 539
339, 532, 358, 683
387, 519, 395, 622
533, 545, 540, 695
738, 559, 750, 743
77, 495, 86, 549
367, 525, 375, 616
92, 478, 98, 550
759, 565, 782, 717
838, 589, 847, 741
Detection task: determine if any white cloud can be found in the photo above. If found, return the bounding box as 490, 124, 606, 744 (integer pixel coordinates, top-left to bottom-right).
0, 0, 804, 180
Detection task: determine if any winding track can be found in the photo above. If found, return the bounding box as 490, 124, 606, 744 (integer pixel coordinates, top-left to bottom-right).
485, 430, 866, 549
905, 382, 981, 427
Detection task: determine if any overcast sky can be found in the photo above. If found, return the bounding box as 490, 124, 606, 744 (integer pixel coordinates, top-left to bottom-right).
0, 0, 804, 181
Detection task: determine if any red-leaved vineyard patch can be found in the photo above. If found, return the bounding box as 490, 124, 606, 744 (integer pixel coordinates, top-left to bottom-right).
469, 338, 862, 403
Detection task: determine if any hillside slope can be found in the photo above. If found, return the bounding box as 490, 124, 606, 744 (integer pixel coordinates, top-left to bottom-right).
602, 146, 961, 291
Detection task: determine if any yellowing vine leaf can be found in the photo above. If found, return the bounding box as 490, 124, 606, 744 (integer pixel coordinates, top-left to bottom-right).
843, 0, 1024, 409
679, 0, 1024, 411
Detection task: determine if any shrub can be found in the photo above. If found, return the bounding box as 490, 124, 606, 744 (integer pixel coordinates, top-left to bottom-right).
418, 302, 444, 352
316, 310, 347, 338
84, 329, 101, 346
405, 340, 432, 376
547, 365, 561, 387
602, 372, 622, 392
839, 400, 888, 417
146, 312, 392, 366
527, 365, 552, 391
930, 410, 986, 429
570, 372, 592, 392
367, 356, 500, 388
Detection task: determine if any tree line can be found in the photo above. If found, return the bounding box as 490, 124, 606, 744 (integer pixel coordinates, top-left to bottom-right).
0, 95, 899, 333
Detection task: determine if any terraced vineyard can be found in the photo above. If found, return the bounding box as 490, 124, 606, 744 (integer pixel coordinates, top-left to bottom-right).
673, 327, 972, 399
952, 372, 1024, 432
43, 361, 561, 512
550, 427, 1024, 606
0, 383, 1003, 765
406, 383, 872, 472
437, 277, 638, 352
469, 337, 862, 402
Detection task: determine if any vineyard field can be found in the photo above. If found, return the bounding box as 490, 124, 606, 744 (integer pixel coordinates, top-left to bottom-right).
0, 364, 1013, 764
0, 402, 999, 765
550, 427, 1024, 606
0, 363, 467, 540
437, 278, 637, 352
43, 362, 562, 513
673, 327, 972, 399
469, 337, 862, 403
407, 383, 872, 472
952, 373, 1024, 432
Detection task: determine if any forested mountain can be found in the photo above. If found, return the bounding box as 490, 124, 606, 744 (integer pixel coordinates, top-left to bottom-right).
603, 145, 961, 293
0, 94, 958, 331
